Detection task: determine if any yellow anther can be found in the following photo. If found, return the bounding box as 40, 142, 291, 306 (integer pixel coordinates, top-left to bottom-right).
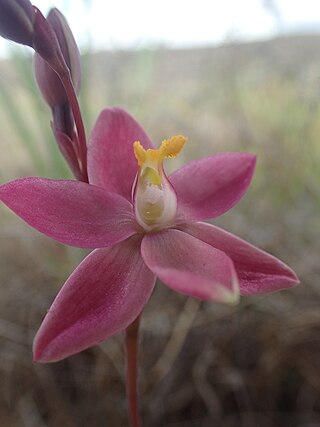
159, 135, 187, 159
133, 141, 146, 166
133, 135, 187, 167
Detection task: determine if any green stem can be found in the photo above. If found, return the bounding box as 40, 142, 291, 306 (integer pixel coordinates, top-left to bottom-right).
125, 315, 142, 427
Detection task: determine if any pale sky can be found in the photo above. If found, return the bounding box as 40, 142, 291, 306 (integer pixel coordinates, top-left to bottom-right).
1, 0, 320, 55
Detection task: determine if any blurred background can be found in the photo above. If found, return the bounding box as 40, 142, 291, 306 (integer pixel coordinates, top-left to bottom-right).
0, 0, 320, 426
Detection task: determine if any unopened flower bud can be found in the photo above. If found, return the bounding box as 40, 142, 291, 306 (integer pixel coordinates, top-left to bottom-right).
34, 8, 81, 108
0, 2, 68, 76
32, 6, 68, 75
48, 8, 81, 93
0, 0, 35, 46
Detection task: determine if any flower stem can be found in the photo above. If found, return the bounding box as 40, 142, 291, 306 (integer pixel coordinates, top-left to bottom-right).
60, 72, 88, 182
125, 315, 142, 427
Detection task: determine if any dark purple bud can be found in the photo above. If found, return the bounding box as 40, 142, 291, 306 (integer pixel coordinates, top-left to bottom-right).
52, 102, 75, 137
52, 124, 83, 181
0, 0, 35, 46
34, 8, 81, 108
32, 6, 67, 75
47, 8, 81, 93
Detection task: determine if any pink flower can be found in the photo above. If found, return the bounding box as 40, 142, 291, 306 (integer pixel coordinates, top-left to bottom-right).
0, 108, 299, 362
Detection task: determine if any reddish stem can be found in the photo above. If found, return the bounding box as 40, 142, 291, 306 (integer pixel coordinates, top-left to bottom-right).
125, 315, 142, 427
60, 72, 88, 182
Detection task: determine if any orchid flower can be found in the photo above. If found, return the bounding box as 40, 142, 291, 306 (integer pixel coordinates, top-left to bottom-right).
0, 108, 299, 362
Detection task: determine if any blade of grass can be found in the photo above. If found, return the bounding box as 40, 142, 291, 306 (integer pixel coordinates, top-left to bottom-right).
0, 76, 46, 175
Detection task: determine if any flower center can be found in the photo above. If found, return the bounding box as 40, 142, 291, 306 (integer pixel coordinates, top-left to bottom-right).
133, 135, 187, 231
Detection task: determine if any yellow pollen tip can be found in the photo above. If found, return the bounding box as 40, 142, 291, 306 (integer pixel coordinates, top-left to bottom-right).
159, 135, 187, 159
133, 141, 146, 166
133, 135, 187, 167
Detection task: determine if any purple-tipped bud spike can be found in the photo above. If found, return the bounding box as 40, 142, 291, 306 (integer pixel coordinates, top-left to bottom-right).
0, 0, 35, 46
0, 3, 68, 76
32, 6, 67, 75
48, 8, 81, 93
34, 8, 81, 108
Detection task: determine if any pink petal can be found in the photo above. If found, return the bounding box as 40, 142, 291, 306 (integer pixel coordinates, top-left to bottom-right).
88, 108, 154, 200
141, 229, 239, 304
180, 222, 299, 295
34, 236, 155, 362
170, 153, 256, 222
0, 177, 137, 248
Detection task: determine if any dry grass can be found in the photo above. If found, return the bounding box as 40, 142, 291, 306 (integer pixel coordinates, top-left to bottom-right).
0, 35, 319, 426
